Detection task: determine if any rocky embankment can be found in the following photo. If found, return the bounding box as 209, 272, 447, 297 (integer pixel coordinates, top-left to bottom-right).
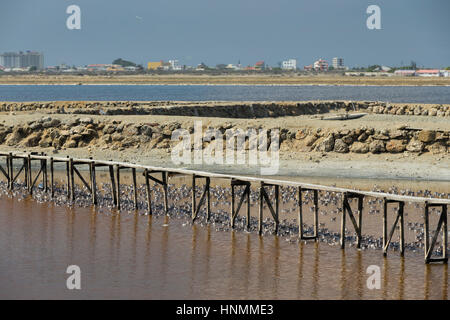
1, 101, 449, 118
0, 116, 448, 155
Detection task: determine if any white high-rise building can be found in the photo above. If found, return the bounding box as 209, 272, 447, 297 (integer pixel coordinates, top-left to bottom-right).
281, 59, 297, 70
0, 51, 44, 69
169, 60, 182, 71
332, 57, 344, 69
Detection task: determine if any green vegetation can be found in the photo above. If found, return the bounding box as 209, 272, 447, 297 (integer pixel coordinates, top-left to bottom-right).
112, 58, 137, 67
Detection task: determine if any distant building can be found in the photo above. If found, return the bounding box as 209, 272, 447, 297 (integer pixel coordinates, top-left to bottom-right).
416, 69, 440, 77
313, 59, 328, 71
226, 64, 241, 70
303, 65, 313, 71
440, 70, 450, 77
254, 61, 265, 70
281, 59, 297, 70
0, 51, 44, 69
332, 57, 344, 69
394, 70, 416, 76
147, 61, 163, 70
0, 52, 21, 68
169, 60, 182, 71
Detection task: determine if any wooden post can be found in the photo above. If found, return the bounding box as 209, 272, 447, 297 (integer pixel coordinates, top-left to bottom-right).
424, 202, 429, 260
357, 194, 363, 249
109, 165, 117, 206
8, 152, 12, 190
116, 165, 121, 210
258, 182, 263, 235
231, 183, 235, 227
398, 202, 405, 256
23, 157, 28, 188
43, 158, 48, 192
50, 157, 54, 198
383, 198, 387, 255
246, 183, 251, 231
274, 185, 279, 234
340, 193, 347, 249
443, 205, 448, 262
27, 154, 32, 190
298, 187, 303, 238
65, 157, 70, 198
70, 158, 75, 202
191, 174, 196, 220
313, 189, 319, 238
90, 162, 97, 205
145, 169, 152, 215
132, 168, 138, 209
206, 177, 211, 221
162, 171, 169, 214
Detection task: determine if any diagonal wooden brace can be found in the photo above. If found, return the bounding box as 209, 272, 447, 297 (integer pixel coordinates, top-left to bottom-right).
192, 175, 210, 222
258, 182, 279, 235
230, 180, 251, 228
424, 203, 448, 264
383, 198, 405, 256
340, 192, 364, 249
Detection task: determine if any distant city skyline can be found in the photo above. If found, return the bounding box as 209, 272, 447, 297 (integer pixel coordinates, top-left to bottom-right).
1, 0, 449, 68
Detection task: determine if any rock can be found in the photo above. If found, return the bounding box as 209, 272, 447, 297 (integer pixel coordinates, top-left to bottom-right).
80, 117, 93, 124
333, 139, 349, 153
385, 140, 406, 153
389, 130, 405, 139
295, 130, 307, 140
369, 140, 385, 153
71, 134, 83, 141
418, 130, 436, 143
0, 130, 9, 144
427, 142, 447, 154
54, 136, 67, 148
140, 125, 153, 137
42, 118, 61, 128
342, 135, 354, 144
162, 128, 173, 137
406, 139, 424, 152
6, 127, 28, 146
65, 139, 78, 148
103, 124, 116, 134
120, 137, 138, 148
38, 135, 53, 148
350, 142, 369, 153
100, 134, 112, 144
22, 132, 42, 147
29, 122, 42, 130
357, 133, 368, 142
81, 129, 98, 140
39, 116, 52, 123
372, 134, 389, 140
111, 132, 124, 142
315, 135, 334, 152
304, 135, 318, 147
429, 109, 437, 116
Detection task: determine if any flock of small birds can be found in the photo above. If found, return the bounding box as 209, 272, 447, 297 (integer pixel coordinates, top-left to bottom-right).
0, 178, 448, 256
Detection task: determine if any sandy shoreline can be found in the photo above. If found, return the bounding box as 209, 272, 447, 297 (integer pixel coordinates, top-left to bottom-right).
1, 74, 450, 86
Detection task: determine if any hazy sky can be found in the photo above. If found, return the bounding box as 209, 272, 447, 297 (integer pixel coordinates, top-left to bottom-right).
1, 0, 449, 68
